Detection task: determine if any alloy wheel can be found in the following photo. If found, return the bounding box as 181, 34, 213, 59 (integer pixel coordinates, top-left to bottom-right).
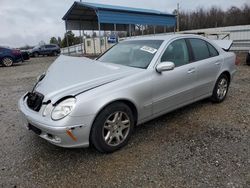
102, 111, 131, 146
217, 78, 228, 100
2, 57, 13, 67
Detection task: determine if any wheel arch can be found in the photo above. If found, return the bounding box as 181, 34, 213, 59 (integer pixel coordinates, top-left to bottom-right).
220, 71, 231, 84
93, 99, 138, 126
2, 55, 14, 60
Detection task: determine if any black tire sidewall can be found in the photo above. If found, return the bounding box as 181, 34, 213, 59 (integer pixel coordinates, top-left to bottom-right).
34, 52, 39, 57
90, 102, 135, 153
211, 74, 229, 103
246, 54, 250, 65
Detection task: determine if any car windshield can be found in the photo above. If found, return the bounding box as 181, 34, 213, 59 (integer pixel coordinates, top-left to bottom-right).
33, 45, 39, 49
97, 40, 163, 69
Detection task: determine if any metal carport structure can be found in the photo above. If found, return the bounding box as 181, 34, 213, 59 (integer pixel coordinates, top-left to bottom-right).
62, 1, 176, 53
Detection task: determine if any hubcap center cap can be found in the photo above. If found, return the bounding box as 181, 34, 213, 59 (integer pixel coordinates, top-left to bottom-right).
113, 124, 118, 130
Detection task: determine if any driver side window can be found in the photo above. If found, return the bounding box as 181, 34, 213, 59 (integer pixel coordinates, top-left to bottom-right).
161, 39, 189, 67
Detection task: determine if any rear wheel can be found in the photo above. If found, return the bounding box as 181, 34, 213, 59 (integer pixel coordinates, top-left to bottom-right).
2, 57, 13, 67
211, 74, 229, 103
52, 51, 58, 56
33, 52, 39, 58
90, 102, 135, 153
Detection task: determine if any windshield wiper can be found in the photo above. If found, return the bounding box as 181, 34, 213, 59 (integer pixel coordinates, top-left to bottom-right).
127, 65, 145, 69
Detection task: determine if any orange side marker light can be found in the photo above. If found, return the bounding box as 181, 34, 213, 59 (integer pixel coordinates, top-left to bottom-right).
66, 129, 77, 141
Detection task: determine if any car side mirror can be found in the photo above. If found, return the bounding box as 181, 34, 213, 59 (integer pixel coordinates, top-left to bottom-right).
156, 61, 175, 73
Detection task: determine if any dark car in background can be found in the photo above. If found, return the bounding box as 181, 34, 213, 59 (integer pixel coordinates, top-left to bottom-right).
30, 44, 61, 57
0, 46, 23, 67
21, 50, 30, 61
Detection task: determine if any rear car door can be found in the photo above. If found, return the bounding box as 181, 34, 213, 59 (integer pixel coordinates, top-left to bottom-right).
39, 45, 46, 55
188, 38, 222, 98
152, 39, 197, 115
44, 45, 53, 55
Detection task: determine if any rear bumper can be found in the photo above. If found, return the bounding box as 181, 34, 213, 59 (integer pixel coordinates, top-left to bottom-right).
231, 69, 237, 79
18, 96, 94, 148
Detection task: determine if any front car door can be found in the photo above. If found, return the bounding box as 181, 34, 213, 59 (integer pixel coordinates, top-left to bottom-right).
152, 38, 197, 116
187, 38, 222, 99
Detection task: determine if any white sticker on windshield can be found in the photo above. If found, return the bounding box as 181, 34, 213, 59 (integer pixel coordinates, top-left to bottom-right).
140, 46, 157, 54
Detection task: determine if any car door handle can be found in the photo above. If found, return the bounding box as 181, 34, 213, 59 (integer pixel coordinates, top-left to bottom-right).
187, 68, 196, 74
215, 61, 221, 65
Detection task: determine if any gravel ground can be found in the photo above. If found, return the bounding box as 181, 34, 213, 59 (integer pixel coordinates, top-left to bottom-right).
0, 55, 249, 188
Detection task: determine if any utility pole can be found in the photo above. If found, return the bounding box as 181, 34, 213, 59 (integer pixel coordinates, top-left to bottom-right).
176, 3, 180, 32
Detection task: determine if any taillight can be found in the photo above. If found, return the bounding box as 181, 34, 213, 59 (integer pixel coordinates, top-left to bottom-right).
235, 55, 240, 65
12, 49, 21, 55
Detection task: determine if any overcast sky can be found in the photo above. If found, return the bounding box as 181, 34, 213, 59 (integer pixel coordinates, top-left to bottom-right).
0, 0, 248, 47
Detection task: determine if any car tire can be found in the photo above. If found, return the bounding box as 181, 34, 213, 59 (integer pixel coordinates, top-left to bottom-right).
53, 51, 58, 56
211, 74, 229, 103
33, 52, 39, 58
90, 102, 135, 153
2, 57, 13, 67
246, 53, 250, 66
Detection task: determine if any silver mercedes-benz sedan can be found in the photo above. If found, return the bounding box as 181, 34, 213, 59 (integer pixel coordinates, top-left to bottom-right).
18, 34, 237, 152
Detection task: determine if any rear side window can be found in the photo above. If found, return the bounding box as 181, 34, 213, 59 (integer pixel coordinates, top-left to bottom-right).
46, 45, 56, 48
189, 39, 210, 61
207, 43, 219, 57
161, 39, 189, 67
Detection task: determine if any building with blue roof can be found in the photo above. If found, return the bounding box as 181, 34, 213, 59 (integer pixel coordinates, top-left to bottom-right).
62, 1, 176, 53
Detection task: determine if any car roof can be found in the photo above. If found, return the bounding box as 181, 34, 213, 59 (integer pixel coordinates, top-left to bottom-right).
0, 46, 11, 49
123, 34, 205, 42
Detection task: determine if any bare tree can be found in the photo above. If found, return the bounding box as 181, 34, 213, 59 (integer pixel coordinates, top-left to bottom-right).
178, 4, 250, 31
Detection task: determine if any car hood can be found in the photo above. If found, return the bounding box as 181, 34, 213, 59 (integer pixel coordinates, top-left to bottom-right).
35, 55, 142, 103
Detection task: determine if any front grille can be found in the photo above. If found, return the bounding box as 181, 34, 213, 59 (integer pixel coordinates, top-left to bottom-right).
26, 92, 44, 112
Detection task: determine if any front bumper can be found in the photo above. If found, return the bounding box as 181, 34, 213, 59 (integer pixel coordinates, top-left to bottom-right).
18, 95, 95, 148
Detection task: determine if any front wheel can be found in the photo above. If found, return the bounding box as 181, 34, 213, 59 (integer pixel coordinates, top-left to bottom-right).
2, 57, 13, 67
90, 102, 135, 153
211, 74, 229, 103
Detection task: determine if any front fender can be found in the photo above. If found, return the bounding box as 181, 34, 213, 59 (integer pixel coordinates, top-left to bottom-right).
69, 71, 153, 123
72, 91, 139, 117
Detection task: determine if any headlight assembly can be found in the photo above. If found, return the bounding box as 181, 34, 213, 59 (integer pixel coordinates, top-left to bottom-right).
51, 98, 76, 120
